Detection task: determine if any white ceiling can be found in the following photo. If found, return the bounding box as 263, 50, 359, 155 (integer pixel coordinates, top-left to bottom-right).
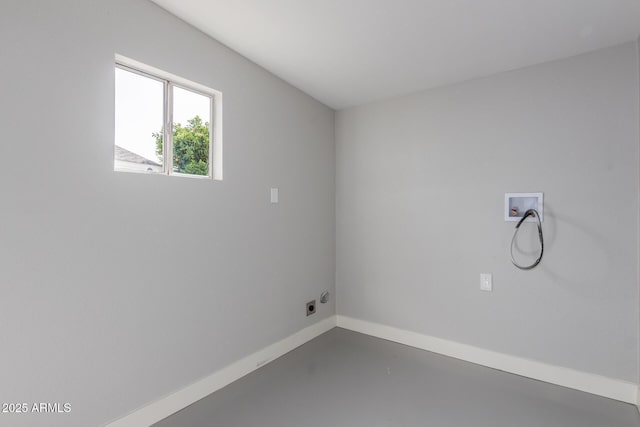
150, 0, 640, 109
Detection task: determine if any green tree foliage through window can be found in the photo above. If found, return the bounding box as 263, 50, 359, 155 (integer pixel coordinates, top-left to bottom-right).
153, 116, 209, 176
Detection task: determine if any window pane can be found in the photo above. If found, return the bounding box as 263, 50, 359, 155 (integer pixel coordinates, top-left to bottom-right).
172, 86, 211, 176
114, 67, 164, 173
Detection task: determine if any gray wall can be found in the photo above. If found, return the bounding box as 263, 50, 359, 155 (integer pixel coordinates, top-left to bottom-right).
336, 42, 639, 382
0, 1, 335, 426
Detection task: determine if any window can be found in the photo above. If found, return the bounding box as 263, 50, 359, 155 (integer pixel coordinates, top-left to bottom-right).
114, 55, 222, 179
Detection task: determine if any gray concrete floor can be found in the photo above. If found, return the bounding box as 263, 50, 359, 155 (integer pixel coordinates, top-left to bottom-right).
155, 328, 640, 427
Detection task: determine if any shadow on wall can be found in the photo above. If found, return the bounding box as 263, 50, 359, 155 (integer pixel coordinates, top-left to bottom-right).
532, 206, 614, 299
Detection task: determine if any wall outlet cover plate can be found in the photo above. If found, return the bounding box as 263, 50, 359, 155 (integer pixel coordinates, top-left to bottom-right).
306, 300, 316, 316
480, 273, 493, 292
505, 192, 543, 222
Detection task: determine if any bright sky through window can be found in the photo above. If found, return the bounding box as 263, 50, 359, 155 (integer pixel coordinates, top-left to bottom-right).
115, 68, 211, 166
114, 68, 164, 164
114, 59, 220, 178
173, 86, 210, 130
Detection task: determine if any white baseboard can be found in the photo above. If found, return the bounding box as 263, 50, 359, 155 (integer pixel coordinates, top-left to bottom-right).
105, 316, 337, 427
336, 315, 638, 404
106, 313, 637, 426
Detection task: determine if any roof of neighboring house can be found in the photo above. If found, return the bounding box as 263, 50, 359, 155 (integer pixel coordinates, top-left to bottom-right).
115, 145, 161, 166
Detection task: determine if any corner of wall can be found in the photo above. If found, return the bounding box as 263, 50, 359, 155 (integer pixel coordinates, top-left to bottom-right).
636, 34, 640, 413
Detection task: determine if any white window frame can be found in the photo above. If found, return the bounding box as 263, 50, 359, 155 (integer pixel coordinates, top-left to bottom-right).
114, 54, 223, 180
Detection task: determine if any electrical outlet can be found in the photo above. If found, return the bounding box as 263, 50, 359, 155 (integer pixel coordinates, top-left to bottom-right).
270, 188, 279, 203
306, 300, 316, 316
480, 273, 493, 292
